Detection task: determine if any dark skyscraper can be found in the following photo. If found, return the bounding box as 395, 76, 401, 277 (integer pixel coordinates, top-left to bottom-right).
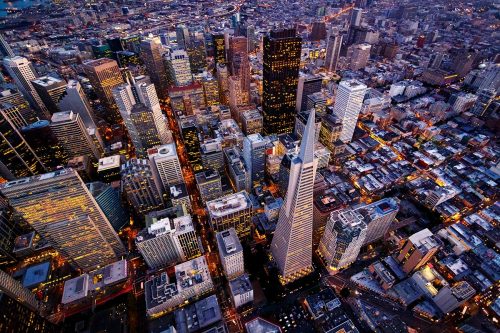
262, 28, 302, 135
213, 33, 227, 67
0, 110, 46, 180
180, 117, 202, 172
20, 120, 68, 170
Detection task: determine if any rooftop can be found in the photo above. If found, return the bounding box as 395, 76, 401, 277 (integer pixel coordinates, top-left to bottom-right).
97, 155, 122, 172
31, 76, 64, 87
245, 317, 281, 333
409, 228, 440, 253
148, 143, 177, 159
22, 261, 51, 288
207, 191, 251, 218
216, 228, 243, 258
51, 110, 77, 123
229, 273, 252, 296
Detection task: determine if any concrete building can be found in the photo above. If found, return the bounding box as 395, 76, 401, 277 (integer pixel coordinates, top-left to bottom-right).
31, 76, 66, 114
58, 80, 98, 129
165, 49, 193, 87
348, 44, 371, 71
200, 139, 225, 173
136, 214, 201, 269
195, 169, 223, 204
324, 33, 343, 73
216, 228, 244, 279
148, 144, 184, 192
332, 80, 367, 143
241, 109, 263, 135
397, 228, 441, 274
296, 73, 322, 112
357, 197, 399, 245
207, 191, 252, 238
229, 274, 254, 309
145, 256, 214, 317
317, 208, 367, 273
50, 111, 102, 161
224, 146, 251, 193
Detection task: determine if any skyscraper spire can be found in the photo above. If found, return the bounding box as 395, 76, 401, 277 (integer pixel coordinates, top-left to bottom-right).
271, 110, 318, 284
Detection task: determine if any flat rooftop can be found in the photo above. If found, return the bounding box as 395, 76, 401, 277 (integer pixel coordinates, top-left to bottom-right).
148, 143, 177, 158
32, 76, 64, 87
216, 228, 243, 258
229, 273, 252, 296
98, 155, 121, 172
207, 191, 251, 218
245, 317, 281, 333
51, 111, 77, 123
23, 261, 51, 288
175, 256, 211, 293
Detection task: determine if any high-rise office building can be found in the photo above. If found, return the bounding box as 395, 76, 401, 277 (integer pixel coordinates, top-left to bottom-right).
0, 109, 46, 180
271, 111, 318, 284
148, 143, 184, 192
0, 33, 14, 58
31, 76, 66, 114
202, 77, 220, 106
165, 49, 193, 87
216, 228, 244, 280
296, 73, 323, 112
309, 21, 327, 41
470, 88, 496, 117
241, 109, 263, 135
130, 103, 162, 156
200, 139, 225, 173
83, 58, 124, 123
224, 146, 251, 193
50, 111, 102, 161
20, 120, 68, 170
87, 181, 129, 232
216, 63, 229, 104
347, 8, 363, 45
136, 214, 200, 269
324, 32, 342, 73
176, 24, 191, 49
243, 133, 268, 187
357, 197, 399, 246
121, 159, 163, 218
0, 168, 125, 270
262, 29, 302, 135
195, 169, 223, 204
213, 33, 227, 66
134, 75, 172, 144
397, 228, 441, 274
348, 43, 371, 70
0, 196, 19, 266
207, 191, 253, 238
3, 56, 49, 119
317, 208, 367, 273
332, 79, 367, 143
0, 88, 38, 129
58, 80, 98, 129
180, 117, 202, 171
140, 37, 169, 98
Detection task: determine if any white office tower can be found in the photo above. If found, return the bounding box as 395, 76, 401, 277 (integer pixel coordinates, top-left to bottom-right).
318, 208, 367, 274
271, 110, 318, 284
3, 56, 49, 118
50, 111, 102, 160
216, 228, 244, 280
357, 197, 399, 246
148, 143, 184, 192
113, 83, 144, 154
165, 49, 193, 87
58, 80, 98, 129
0, 168, 125, 271
136, 215, 200, 269
134, 76, 173, 144
332, 79, 367, 143
324, 32, 342, 72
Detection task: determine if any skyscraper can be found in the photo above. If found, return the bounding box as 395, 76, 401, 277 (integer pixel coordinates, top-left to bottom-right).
271, 110, 318, 284
20, 120, 68, 170
0, 196, 19, 266
148, 143, 184, 192
0, 33, 14, 58
296, 73, 323, 112
0, 168, 125, 270
317, 208, 367, 273
140, 36, 169, 98
262, 29, 302, 135
357, 197, 399, 246
180, 117, 202, 171
165, 49, 193, 87
50, 111, 102, 161
0, 109, 46, 180
130, 103, 162, 157
87, 181, 129, 232
206, 191, 253, 238
216, 228, 244, 280
396, 228, 440, 274
213, 33, 227, 66
176, 24, 191, 49
0, 88, 38, 129
3, 56, 49, 119
324, 32, 342, 73
121, 159, 163, 218
332, 79, 367, 143
348, 43, 371, 70
58, 80, 98, 129
243, 133, 268, 187
83, 58, 124, 123
31, 76, 67, 114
